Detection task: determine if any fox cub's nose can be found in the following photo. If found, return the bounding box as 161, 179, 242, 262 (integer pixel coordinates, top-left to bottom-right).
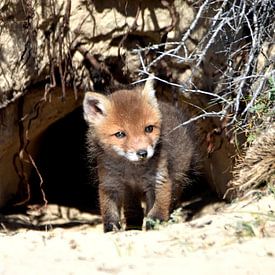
136, 149, 148, 160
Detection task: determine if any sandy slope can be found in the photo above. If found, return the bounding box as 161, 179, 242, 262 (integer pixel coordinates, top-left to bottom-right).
0, 195, 275, 274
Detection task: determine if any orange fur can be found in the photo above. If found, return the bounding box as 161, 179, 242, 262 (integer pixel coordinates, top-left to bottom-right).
94, 89, 161, 155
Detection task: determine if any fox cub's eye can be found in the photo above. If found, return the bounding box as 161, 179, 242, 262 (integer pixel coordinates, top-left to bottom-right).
145, 125, 154, 133
114, 131, 126, 138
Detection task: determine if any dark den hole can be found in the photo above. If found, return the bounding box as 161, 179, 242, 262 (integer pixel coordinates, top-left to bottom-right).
29, 107, 99, 213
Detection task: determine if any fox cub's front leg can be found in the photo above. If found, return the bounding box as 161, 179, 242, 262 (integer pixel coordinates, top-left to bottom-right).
124, 187, 144, 231
146, 154, 172, 229
98, 185, 122, 233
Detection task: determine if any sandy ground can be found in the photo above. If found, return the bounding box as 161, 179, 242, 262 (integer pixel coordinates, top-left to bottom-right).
0, 194, 275, 275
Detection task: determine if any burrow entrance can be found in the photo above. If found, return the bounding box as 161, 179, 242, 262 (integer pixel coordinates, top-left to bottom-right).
29, 106, 218, 213
29, 107, 99, 213
2, 106, 220, 229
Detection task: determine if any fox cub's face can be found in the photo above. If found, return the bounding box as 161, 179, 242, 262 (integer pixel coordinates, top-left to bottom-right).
83, 78, 161, 162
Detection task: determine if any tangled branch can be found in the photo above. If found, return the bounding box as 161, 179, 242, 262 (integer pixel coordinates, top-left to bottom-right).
134, 0, 275, 130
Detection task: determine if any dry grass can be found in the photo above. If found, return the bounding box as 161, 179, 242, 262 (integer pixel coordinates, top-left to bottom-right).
229, 122, 275, 197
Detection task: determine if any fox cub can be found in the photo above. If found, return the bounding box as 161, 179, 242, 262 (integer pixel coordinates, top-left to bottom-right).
83, 77, 198, 232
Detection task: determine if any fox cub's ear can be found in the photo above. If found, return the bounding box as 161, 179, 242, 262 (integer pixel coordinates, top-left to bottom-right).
83, 92, 110, 124
142, 75, 158, 108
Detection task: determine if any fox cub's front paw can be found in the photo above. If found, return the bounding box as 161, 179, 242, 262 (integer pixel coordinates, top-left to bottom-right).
145, 217, 162, 230
146, 207, 170, 230
103, 221, 121, 233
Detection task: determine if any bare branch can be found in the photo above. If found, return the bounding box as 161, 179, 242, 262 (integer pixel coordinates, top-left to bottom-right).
133, 0, 274, 132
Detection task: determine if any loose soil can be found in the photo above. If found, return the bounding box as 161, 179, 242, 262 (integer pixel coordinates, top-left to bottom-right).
0, 194, 275, 274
